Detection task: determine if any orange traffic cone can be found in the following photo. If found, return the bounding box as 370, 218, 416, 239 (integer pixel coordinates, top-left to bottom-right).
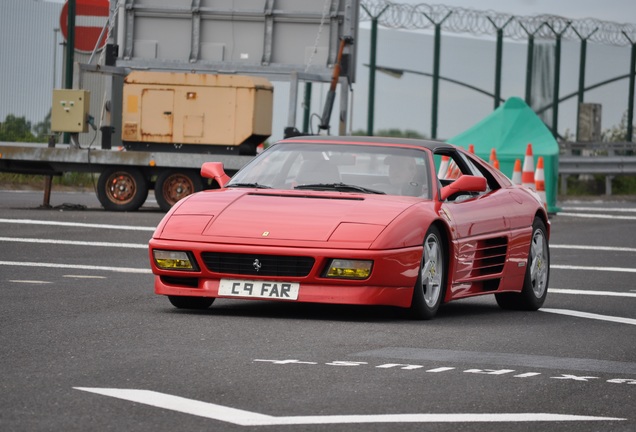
522, 143, 535, 190
468, 144, 475, 154
535, 156, 547, 210
447, 160, 461, 179
493, 159, 500, 170
511, 159, 522, 185
489, 148, 497, 166
438, 155, 450, 178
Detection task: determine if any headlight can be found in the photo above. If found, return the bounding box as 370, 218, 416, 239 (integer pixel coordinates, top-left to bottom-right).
325, 259, 372, 279
153, 250, 198, 271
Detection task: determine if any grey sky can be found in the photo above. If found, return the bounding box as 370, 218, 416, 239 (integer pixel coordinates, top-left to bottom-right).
26, 1, 636, 142
42, 0, 636, 24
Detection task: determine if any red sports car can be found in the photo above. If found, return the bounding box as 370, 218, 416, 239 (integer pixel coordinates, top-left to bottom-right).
149, 136, 550, 319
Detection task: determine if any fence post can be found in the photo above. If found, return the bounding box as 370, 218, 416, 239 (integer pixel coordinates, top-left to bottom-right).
361, 4, 389, 137
422, 11, 452, 139
623, 32, 636, 143
487, 16, 514, 110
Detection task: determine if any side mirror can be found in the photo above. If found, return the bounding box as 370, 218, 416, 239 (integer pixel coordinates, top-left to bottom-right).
440, 175, 487, 201
201, 162, 231, 188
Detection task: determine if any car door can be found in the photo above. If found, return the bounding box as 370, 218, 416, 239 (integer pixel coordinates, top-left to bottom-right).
436, 149, 512, 296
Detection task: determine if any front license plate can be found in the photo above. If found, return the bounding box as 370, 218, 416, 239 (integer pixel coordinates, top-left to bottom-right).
219, 279, 300, 300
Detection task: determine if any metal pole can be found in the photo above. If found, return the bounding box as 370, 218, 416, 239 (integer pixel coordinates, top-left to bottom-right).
423, 11, 452, 140
431, 23, 442, 139
64, 0, 76, 90
367, 17, 378, 136
572, 27, 597, 142
53, 28, 59, 89
545, 22, 571, 138
628, 42, 636, 142
552, 35, 561, 138
576, 38, 587, 141
487, 17, 513, 110
520, 23, 546, 107
525, 35, 534, 104
302, 82, 312, 134
63, 0, 76, 144
362, 4, 389, 137
494, 27, 504, 109
624, 32, 636, 143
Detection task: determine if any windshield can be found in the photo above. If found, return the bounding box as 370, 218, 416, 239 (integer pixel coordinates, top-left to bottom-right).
227, 142, 431, 198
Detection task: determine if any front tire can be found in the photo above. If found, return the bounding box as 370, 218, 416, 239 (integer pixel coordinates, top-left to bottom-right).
168, 296, 214, 310
408, 226, 446, 320
496, 217, 549, 310
97, 168, 149, 211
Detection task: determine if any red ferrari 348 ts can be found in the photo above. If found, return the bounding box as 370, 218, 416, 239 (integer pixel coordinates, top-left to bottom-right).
149, 136, 550, 319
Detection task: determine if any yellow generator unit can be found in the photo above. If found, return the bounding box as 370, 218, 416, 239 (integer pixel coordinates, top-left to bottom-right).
121, 71, 273, 153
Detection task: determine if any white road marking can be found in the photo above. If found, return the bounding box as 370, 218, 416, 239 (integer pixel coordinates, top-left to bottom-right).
73, 387, 625, 425
551, 264, 636, 273
550, 288, 636, 298
551, 244, 636, 253
560, 206, 636, 213
0, 218, 155, 231
63, 275, 107, 279
0, 237, 147, 249
8, 280, 52, 284
0, 261, 151, 274
556, 212, 636, 221
541, 309, 636, 326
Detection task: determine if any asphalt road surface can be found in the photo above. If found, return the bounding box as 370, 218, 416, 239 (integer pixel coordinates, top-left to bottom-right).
1, 189, 634, 432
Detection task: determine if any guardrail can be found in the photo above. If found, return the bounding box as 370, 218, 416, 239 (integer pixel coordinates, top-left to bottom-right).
559, 141, 636, 195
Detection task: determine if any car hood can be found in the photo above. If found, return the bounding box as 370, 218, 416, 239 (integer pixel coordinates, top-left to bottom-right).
155, 189, 426, 247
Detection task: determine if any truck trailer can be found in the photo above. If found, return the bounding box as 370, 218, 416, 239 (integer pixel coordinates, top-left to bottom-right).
0, 0, 358, 211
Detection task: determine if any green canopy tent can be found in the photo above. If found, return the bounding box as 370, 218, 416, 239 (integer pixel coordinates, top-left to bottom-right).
448, 97, 559, 213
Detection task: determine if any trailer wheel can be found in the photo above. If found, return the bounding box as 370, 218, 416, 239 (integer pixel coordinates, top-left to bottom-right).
154, 169, 203, 212
97, 168, 149, 211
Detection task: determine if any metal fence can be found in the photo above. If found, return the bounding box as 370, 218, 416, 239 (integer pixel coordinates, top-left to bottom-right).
559, 142, 636, 194
360, 0, 636, 141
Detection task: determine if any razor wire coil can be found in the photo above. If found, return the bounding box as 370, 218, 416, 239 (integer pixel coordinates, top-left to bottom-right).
360, 0, 636, 46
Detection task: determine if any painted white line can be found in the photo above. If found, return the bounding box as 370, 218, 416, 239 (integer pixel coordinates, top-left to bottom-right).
9, 280, 52, 284
0, 261, 151, 274
550, 289, 636, 298
560, 207, 636, 213
551, 244, 636, 253
0, 218, 155, 231
0, 237, 147, 249
551, 264, 636, 273
73, 387, 625, 425
556, 212, 636, 221
541, 309, 636, 326
63, 275, 107, 279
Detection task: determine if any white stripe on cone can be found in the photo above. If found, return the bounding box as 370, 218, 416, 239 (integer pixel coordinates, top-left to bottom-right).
438, 156, 450, 178
522, 143, 535, 190
535, 156, 547, 210
511, 159, 522, 185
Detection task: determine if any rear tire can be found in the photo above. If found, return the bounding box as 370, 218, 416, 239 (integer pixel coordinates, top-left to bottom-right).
408, 226, 446, 320
154, 169, 203, 212
496, 217, 549, 310
97, 167, 148, 211
168, 296, 214, 310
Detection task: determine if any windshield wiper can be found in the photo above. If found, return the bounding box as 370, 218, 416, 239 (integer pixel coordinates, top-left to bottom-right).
226, 182, 272, 189
294, 183, 385, 194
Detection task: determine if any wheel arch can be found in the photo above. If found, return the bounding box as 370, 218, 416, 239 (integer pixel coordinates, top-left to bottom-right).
534, 209, 550, 239
428, 218, 453, 303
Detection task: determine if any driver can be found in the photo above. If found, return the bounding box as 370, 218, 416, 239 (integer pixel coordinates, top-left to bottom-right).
386, 155, 424, 196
